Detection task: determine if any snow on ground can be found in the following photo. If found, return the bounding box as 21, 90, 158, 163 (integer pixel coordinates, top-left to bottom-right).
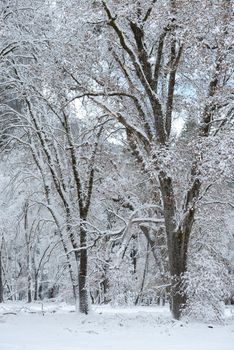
0, 302, 234, 350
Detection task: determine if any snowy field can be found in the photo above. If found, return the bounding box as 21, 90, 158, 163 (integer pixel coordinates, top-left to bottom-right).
0, 302, 234, 350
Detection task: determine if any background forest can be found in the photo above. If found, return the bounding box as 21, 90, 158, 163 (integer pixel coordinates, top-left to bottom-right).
0, 0, 233, 323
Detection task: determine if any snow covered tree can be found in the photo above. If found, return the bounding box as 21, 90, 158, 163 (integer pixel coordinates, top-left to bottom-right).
62, 0, 233, 319
0, 0, 233, 322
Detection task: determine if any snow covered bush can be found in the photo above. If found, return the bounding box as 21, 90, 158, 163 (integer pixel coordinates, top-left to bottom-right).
184, 250, 230, 323
184, 205, 233, 323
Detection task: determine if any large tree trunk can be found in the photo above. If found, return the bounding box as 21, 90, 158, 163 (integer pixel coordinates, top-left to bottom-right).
78, 226, 88, 314
159, 170, 200, 319
168, 233, 187, 319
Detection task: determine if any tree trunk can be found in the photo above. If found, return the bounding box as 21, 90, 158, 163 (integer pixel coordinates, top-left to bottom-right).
34, 273, 38, 301
159, 170, 200, 319
26, 250, 32, 303
78, 226, 88, 314
168, 235, 187, 319
27, 274, 32, 303
135, 241, 149, 305
101, 263, 110, 304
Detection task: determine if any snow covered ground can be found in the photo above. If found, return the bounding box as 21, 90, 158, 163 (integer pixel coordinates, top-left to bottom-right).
0, 302, 234, 350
